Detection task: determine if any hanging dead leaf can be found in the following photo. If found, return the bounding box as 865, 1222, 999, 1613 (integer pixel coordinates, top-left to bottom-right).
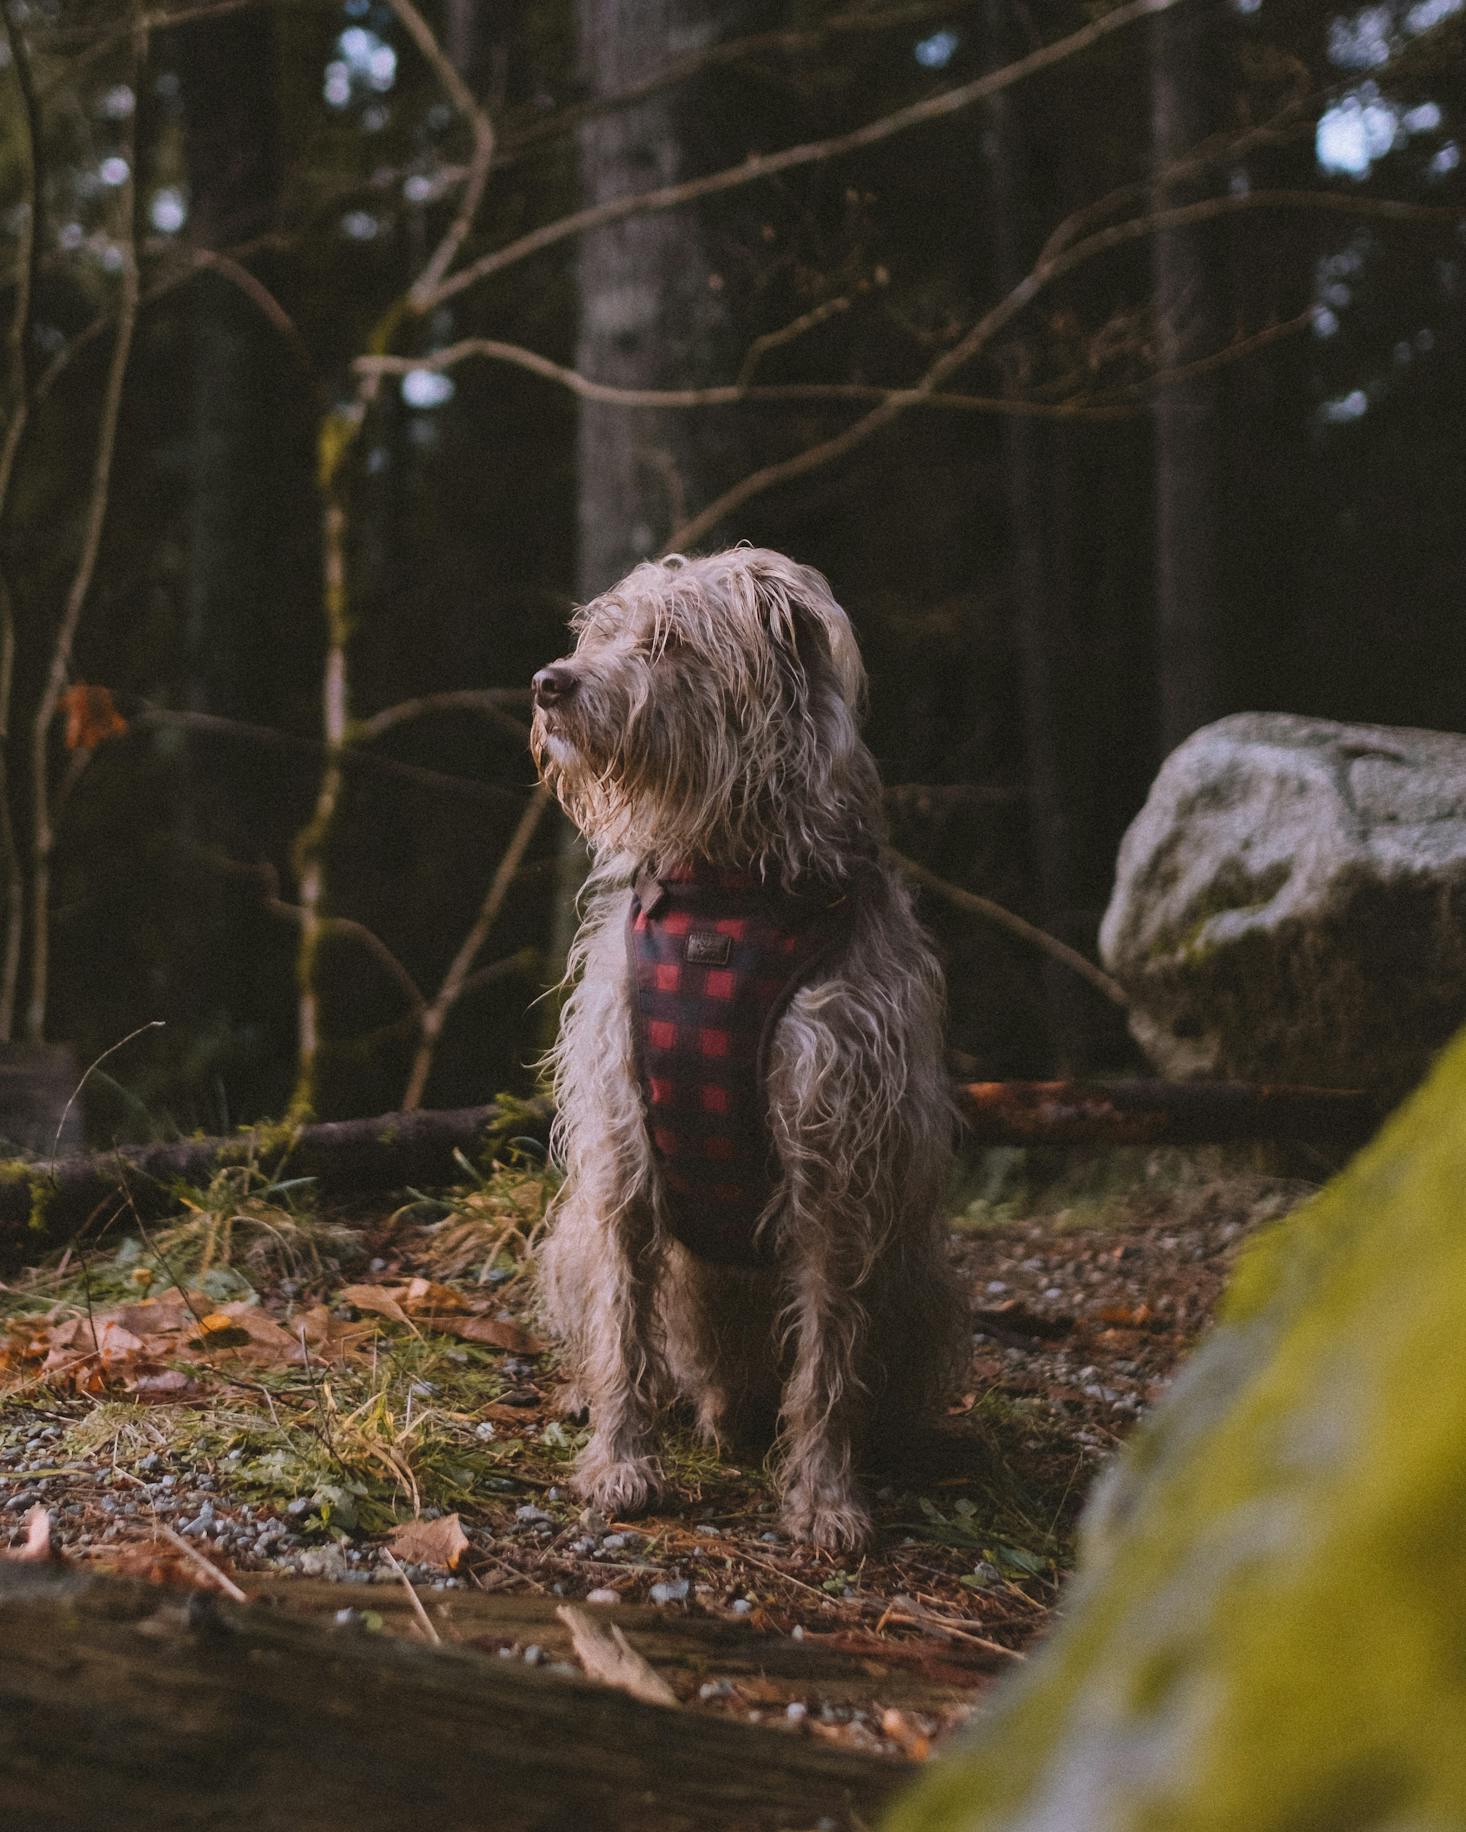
61, 682, 128, 750
385, 1512, 470, 1571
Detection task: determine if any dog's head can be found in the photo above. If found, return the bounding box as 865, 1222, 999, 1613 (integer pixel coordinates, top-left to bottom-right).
531, 547, 880, 881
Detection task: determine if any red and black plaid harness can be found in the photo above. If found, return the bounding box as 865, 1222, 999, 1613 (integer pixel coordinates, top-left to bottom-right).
627, 863, 857, 1267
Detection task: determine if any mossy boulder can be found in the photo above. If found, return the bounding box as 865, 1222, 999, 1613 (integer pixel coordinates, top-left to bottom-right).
1099, 713, 1466, 1089
887, 1025, 1466, 1832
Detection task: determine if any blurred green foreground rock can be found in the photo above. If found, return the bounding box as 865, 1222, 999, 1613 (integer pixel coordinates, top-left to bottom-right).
891, 1029, 1466, 1832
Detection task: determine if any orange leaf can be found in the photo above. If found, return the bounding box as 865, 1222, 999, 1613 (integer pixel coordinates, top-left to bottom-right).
61, 682, 127, 751
386, 1512, 470, 1571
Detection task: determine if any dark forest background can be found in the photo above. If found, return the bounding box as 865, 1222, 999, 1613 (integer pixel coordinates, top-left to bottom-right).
0, 0, 1462, 1138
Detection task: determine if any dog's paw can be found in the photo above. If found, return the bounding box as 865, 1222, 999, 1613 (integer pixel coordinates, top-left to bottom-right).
555, 1384, 590, 1422
781, 1492, 874, 1556
578, 1455, 661, 1519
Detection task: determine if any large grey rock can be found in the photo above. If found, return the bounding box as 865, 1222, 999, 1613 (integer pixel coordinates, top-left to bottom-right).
1099, 712, 1466, 1089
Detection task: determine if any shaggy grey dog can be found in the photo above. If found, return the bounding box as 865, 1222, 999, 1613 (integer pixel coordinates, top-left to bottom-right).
531, 547, 966, 1552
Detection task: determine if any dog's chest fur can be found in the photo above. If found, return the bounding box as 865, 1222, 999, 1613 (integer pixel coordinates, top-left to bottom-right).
625, 864, 853, 1266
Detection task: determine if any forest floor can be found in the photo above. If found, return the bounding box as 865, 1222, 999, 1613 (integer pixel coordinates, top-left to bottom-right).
0, 1152, 1311, 1762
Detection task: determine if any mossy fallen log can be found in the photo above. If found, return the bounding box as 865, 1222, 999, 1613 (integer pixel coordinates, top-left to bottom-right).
888, 1028, 1466, 1831
0, 1098, 553, 1262
0, 1562, 908, 1832
0, 1081, 1379, 1263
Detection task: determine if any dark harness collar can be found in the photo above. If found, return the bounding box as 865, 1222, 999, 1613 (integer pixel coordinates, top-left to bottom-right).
627, 861, 858, 1267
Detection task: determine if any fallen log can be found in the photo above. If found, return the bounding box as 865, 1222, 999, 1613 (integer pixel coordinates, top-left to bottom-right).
0, 1080, 1382, 1261
0, 1097, 553, 1261
958, 1079, 1382, 1148
0, 1561, 909, 1832
246, 1575, 1001, 1708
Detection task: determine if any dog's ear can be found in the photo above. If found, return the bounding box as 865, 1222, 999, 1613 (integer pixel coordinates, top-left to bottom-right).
759, 557, 866, 715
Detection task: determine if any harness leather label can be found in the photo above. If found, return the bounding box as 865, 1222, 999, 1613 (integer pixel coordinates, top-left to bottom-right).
627, 864, 855, 1267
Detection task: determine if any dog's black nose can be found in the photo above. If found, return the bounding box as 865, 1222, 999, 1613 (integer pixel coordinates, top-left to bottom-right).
533, 665, 578, 707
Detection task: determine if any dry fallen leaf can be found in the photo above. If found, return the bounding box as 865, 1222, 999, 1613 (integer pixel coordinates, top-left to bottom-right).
338, 1281, 542, 1353
436, 1314, 543, 1353
386, 1512, 470, 1571
556, 1603, 679, 1707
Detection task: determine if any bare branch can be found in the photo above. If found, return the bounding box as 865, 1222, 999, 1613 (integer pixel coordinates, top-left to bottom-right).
354, 337, 1141, 421
385, 0, 496, 308
496, 1, 970, 163
735, 295, 853, 387
665, 188, 1462, 548
402, 786, 553, 1112
26, 8, 146, 1042
358, 688, 531, 747
135, 706, 528, 810
888, 849, 1128, 1009
425, 0, 1188, 306
204, 851, 426, 1015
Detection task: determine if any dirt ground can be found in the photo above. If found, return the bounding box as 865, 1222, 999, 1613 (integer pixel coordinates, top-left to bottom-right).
0, 1153, 1311, 1759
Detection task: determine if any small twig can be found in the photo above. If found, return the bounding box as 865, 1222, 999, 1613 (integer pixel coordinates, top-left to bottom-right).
155, 1524, 250, 1603
382, 1547, 442, 1642
47, 1019, 166, 1167
887, 849, 1127, 1008
402, 786, 552, 1111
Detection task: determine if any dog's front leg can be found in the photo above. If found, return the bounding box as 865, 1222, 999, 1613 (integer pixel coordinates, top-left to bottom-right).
572, 1200, 666, 1519
777, 1204, 874, 1555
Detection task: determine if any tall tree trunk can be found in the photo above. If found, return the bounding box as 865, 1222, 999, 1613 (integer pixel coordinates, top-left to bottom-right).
176, 8, 294, 1099
1150, 1, 1230, 753
980, 1, 1094, 1072
554, 0, 759, 957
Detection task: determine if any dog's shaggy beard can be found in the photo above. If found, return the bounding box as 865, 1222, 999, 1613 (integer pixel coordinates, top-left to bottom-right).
531, 551, 883, 887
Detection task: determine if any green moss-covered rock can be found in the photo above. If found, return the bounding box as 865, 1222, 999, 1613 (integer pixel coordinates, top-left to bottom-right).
889, 1026, 1466, 1832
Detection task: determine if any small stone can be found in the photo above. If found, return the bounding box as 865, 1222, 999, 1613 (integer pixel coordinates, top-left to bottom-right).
585, 1587, 619, 1605
522, 1644, 544, 1665
791, 1625, 805, 1641
730, 1598, 753, 1616
785, 1702, 808, 1723
369, 1257, 388, 1272
698, 1679, 733, 1701
600, 1533, 628, 1553
515, 1504, 552, 1525
759, 1531, 784, 1545
649, 1578, 690, 1605
546, 1487, 562, 1502
286, 1497, 312, 1518
4, 1491, 40, 1513
474, 1421, 496, 1441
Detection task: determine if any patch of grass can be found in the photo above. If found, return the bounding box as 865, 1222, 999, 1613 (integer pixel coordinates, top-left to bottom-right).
393, 1149, 554, 1292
